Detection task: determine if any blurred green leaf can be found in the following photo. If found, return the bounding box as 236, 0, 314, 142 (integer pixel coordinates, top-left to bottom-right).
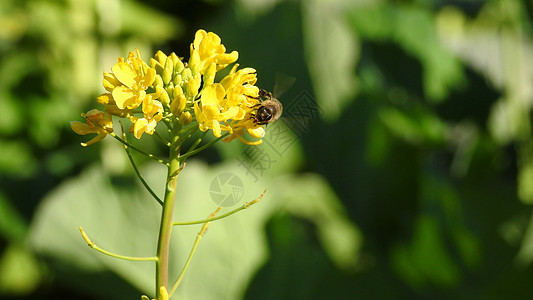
121, 0, 183, 40
0, 93, 24, 136
28, 161, 270, 299
349, 2, 465, 102
29, 153, 360, 299
280, 174, 362, 270
392, 214, 460, 288
301, 0, 358, 121
0, 191, 27, 242
519, 162, 533, 205
0, 243, 42, 296
0, 139, 37, 177
378, 106, 447, 145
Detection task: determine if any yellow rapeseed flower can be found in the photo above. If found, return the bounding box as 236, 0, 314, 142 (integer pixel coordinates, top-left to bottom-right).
104, 50, 157, 110
193, 64, 266, 145
73, 29, 272, 147
70, 109, 113, 146
189, 29, 238, 75
130, 95, 164, 139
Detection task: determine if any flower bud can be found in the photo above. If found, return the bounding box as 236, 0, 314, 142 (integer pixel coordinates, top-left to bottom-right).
179, 111, 192, 125
188, 50, 200, 75
166, 83, 174, 99
154, 50, 167, 65
173, 85, 184, 99
185, 75, 201, 99
162, 57, 174, 85
154, 74, 164, 90
173, 74, 182, 86
159, 87, 170, 106
149, 58, 163, 75
181, 68, 192, 82
170, 94, 186, 116
169, 52, 184, 73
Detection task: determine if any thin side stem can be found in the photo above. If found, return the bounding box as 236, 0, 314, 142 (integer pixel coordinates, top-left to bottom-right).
169, 207, 222, 297
180, 133, 229, 160
110, 133, 169, 165
79, 227, 158, 261
119, 122, 164, 206
123, 143, 164, 207
154, 130, 171, 147
172, 190, 266, 226
186, 131, 207, 153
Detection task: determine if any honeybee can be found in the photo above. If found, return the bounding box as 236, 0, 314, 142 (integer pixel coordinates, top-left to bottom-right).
252, 90, 283, 125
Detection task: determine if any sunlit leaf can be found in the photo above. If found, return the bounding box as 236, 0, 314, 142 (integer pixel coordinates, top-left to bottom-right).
302, 0, 358, 120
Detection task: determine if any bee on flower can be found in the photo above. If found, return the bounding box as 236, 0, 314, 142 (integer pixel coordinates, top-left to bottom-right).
71, 29, 280, 147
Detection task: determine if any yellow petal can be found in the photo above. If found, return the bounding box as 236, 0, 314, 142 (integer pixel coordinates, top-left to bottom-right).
233, 107, 246, 120
212, 119, 221, 137
202, 104, 220, 120
194, 102, 206, 123
103, 72, 121, 93
112, 61, 137, 88
204, 63, 217, 86
201, 84, 224, 107
146, 119, 159, 134
96, 93, 114, 105
237, 136, 262, 145
219, 106, 239, 121
81, 133, 107, 147
133, 118, 148, 139
199, 32, 221, 57
193, 29, 208, 50
112, 86, 143, 110
141, 68, 156, 89
248, 126, 266, 138
215, 51, 238, 70
70, 121, 93, 135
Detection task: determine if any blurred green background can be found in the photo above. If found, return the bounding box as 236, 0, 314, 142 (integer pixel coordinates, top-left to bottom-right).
3, 0, 533, 299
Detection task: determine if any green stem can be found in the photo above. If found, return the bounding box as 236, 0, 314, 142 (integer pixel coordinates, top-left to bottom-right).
110, 132, 169, 165
172, 190, 265, 226
118, 122, 164, 206
79, 227, 158, 261
154, 130, 171, 147
186, 131, 207, 153
180, 133, 229, 160
123, 142, 164, 207
155, 123, 183, 297
169, 208, 221, 297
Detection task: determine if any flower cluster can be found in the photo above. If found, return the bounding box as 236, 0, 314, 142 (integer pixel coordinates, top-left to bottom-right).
71, 29, 267, 147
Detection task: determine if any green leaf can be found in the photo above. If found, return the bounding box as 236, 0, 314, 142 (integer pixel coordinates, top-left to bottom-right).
0, 243, 42, 296
0, 139, 37, 177
0, 191, 27, 242
29, 157, 360, 299
378, 107, 447, 145
349, 2, 465, 102
302, 0, 358, 121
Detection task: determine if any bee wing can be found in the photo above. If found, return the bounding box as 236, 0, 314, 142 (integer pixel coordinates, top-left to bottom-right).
273, 72, 296, 98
